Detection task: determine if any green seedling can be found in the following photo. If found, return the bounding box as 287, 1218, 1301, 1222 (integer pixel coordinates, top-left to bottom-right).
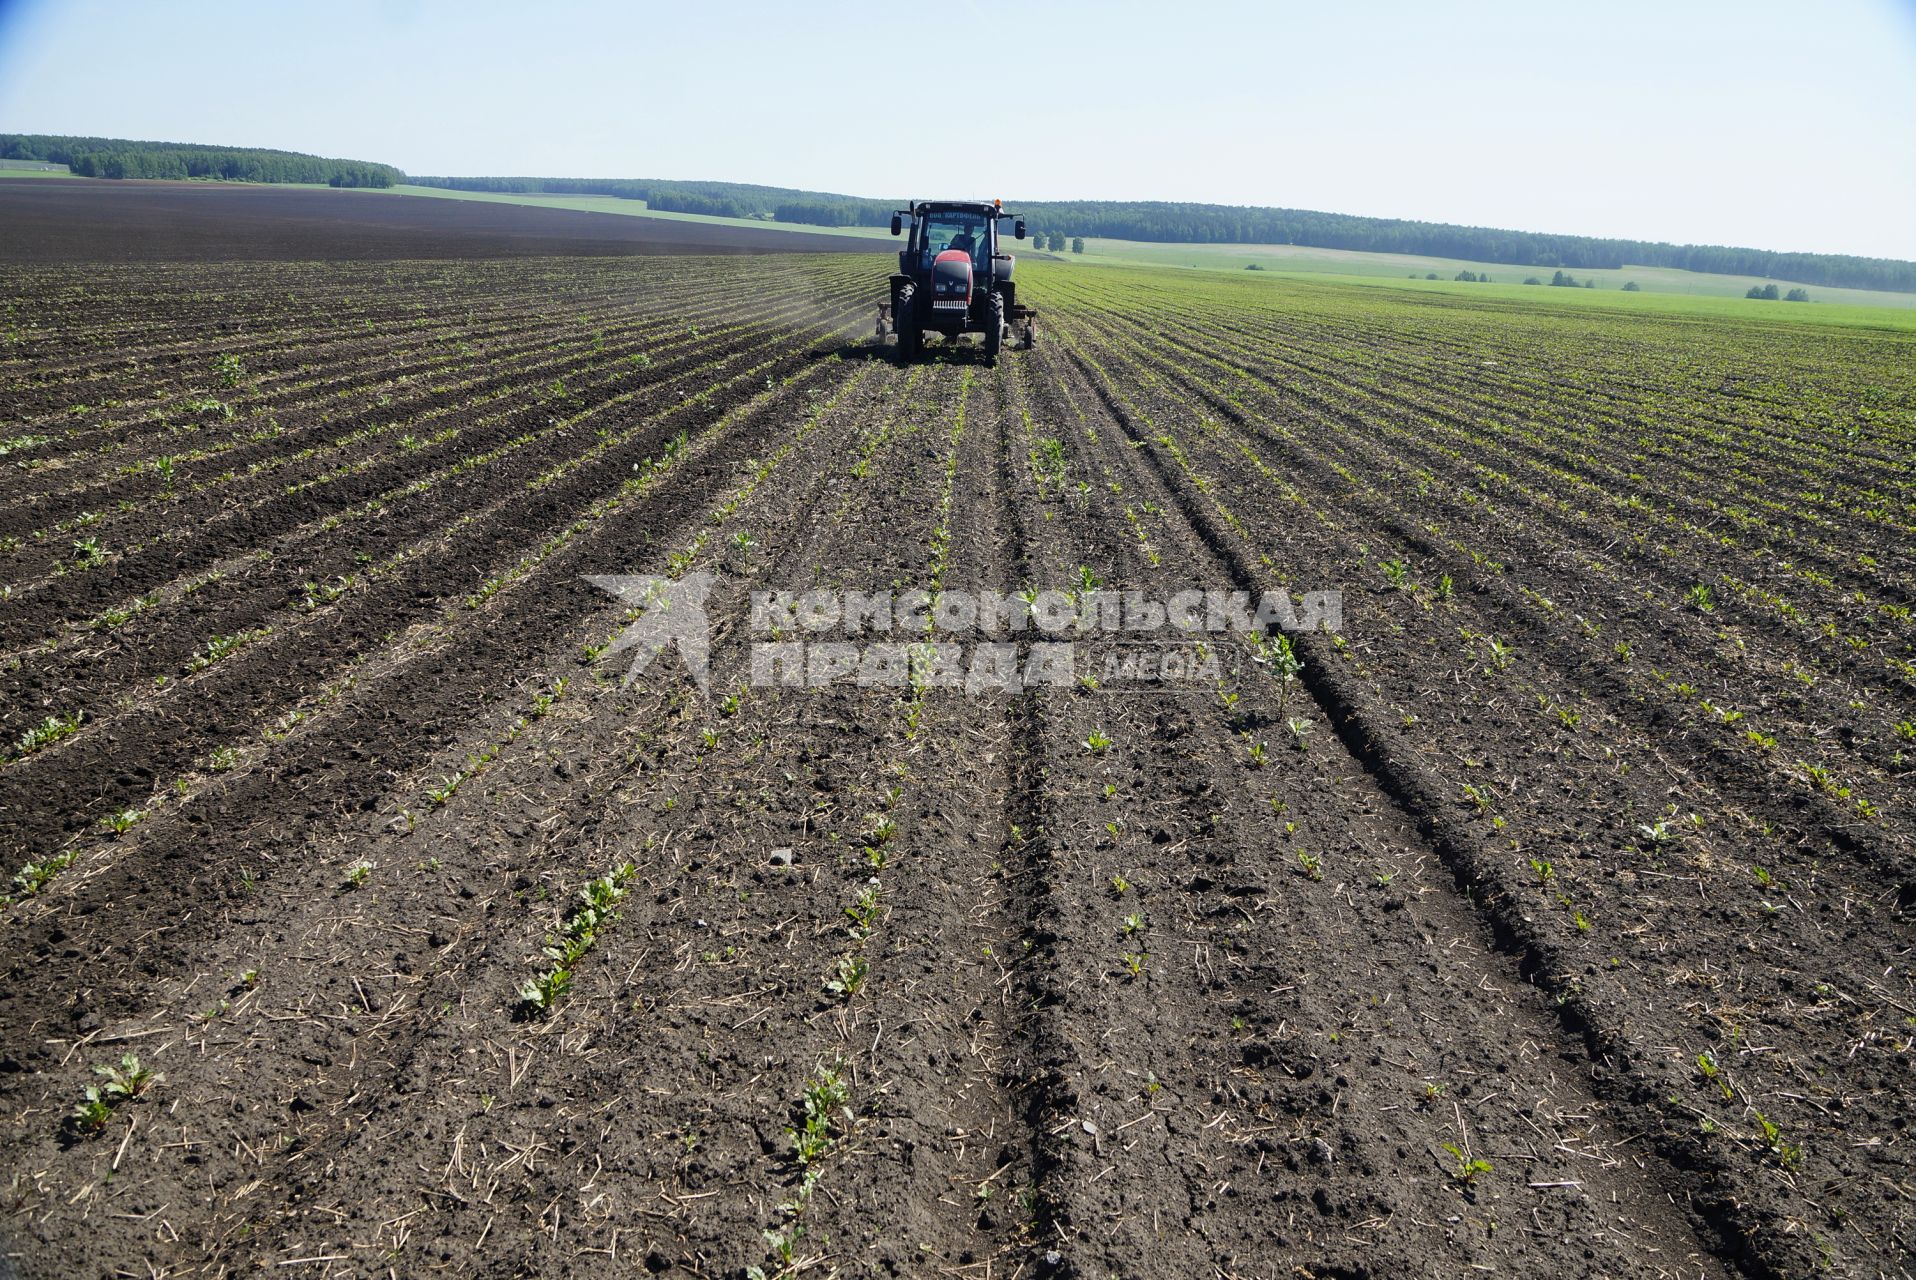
69, 1087, 113, 1136
1637, 820, 1674, 848
824, 954, 868, 998
1696, 1051, 1734, 1101
186, 628, 271, 673
1440, 1142, 1492, 1183
1084, 728, 1113, 755
16, 712, 81, 758
1753, 1111, 1802, 1167
787, 1063, 852, 1166
96, 1053, 160, 1101
102, 808, 143, 836
518, 966, 572, 1011
845, 886, 882, 934
13, 851, 78, 896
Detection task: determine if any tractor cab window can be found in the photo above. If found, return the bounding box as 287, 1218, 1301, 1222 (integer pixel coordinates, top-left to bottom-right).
920, 212, 989, 268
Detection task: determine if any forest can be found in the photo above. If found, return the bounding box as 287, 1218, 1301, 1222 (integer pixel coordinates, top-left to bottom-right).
0, 135, 401, 188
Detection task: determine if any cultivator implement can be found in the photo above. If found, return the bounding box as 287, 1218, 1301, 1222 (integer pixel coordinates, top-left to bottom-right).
876, 300, 1034, 349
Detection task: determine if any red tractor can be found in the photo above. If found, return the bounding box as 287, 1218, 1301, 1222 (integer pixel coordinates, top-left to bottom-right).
877, 199, 1036, 365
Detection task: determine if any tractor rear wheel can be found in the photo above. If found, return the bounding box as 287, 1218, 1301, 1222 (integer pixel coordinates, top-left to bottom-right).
895, 284, 921, 364
983, 291, 1005, 366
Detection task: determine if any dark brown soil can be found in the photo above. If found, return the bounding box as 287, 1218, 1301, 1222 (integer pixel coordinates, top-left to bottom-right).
0, 178, 892, 262
0, 228, 1909, 1280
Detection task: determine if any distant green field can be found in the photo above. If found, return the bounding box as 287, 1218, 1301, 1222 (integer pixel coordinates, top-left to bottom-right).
0, 159, 76, 177
1039, 258, 1916, 333
1061, 237, 1916, 310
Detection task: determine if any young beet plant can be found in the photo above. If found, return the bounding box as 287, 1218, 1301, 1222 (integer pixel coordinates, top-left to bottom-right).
788, 1063, 852, 1166
519, 863, 636, 1015
14, 712, 82, 760
66, 1054, 162, 1138
11, 850, 78, 898
1440, 1141, 1492, 1184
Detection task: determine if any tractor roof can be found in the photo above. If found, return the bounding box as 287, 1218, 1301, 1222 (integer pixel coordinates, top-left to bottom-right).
916, 200, 1007, 214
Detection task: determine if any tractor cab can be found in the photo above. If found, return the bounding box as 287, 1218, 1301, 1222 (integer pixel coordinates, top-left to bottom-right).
908, 207, 993, 273
878, 198, 1037, 365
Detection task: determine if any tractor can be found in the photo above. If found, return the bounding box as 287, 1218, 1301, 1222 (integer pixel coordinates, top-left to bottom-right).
877, 199, 1036, 365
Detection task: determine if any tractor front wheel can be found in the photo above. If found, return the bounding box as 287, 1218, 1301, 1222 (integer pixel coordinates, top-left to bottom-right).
983, 292, 1005, 366
895, 284, 921, 364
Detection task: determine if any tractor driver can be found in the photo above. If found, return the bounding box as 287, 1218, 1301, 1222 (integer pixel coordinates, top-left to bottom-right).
947, 229, 975, 256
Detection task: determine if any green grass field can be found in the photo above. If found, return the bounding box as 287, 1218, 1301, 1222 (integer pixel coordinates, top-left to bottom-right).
1023, 257, 1916, 334
1059, 236, 1916, 310
0, 159, 76, 177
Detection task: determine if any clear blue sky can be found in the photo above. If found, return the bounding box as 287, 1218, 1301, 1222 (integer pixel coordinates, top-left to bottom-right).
3, 0, 1913, 258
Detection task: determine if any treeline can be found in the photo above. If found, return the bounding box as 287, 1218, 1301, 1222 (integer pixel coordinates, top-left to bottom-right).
0, 135, 402, 187
1009, 202, 1916, 294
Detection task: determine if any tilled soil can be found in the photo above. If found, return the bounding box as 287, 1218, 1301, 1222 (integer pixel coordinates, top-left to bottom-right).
0, 246, 1910, 1280
0, 179, 892, 262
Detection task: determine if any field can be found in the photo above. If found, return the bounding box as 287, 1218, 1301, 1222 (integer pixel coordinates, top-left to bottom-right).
0, 191, 1911, 1280
1060, 239, 1916, 310
0, 178, 888, 263
0, 160, 74, 177
379, 183, 1916, 310
388, 185, 895, 239
7, 172, 1908, 312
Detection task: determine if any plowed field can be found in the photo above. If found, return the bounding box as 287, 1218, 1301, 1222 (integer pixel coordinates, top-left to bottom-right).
1, 242, 1911, 1279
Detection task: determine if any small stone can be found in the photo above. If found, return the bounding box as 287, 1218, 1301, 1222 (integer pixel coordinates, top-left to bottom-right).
768, 847, 794, 867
